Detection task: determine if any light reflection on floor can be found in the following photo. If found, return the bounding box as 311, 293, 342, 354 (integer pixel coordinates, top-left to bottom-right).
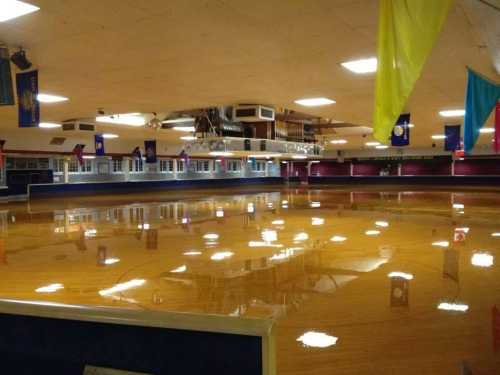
0, 186, 500, 374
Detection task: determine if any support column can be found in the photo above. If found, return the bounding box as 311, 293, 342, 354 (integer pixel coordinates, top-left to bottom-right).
397, 163, 402, 176
173, 159, 178, 180
451, 160, 455, 176
63, 158, 69, 183
123, 157, 131, 182
350, 162, 354, 177
307, 161, 312, 177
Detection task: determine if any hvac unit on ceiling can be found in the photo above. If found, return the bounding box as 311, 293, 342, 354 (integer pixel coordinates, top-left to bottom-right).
232, 105, 275, 122
61, 120, 96, 132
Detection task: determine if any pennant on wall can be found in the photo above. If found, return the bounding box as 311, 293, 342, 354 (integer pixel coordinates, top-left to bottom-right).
464, 68, 500, 153
94, 134, 105, 156
391, 113, 410, 147
0, 140, 5, 168
144, 140, 157, 163
373, 0, 453, 143
444, 125, 461, 151
73, 144, 85, 166
495, 102, 500, 154
0, 47, 14, 106
16, 70, 39, 127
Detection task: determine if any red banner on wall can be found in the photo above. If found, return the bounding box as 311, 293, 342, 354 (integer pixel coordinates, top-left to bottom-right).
494, 102, 500, 154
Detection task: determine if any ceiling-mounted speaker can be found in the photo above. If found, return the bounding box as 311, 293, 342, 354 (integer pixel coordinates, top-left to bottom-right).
10, 49, 32, 71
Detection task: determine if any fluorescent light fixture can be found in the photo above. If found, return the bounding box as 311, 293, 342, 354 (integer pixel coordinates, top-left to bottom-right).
431, 134, 446, 140
96, 113, 146, 127
211, 251, 233, 261
292, 155, 308, 159
341, 57, 377, 74
216, 208, 224, 218
267, 160, 273, 164
375, 221, 389, 228
281, 161, 288, 164
84, 228, 97, 238
365, 141, 380, 147
452, 203, 464, 209
209, 151, 233, 156
173, 126, 196, 132
137, 223, 150, 230
37, 93, 68, 103
439, 109, 465, 117
267, 203, 274, 209
247, 203, 255, 213
437, 302, 469, 312
183, 251, 202, 256
102, 133, 119, 139
310, 202, 321, 208
269, 253, 290, 261
104, 258, 120, 265
180, 136, 197, 141
38, 122, 61, 129
294, 97, 336, 107
297, 331, 338, 348
432, 241, 449, 248
471, 252, 493, 267
492, 232, 500, 237
376, 145, 389, 150
203, 233, 219, 241
455, 227, 470, 233
272, 219, 285, 225
35, 283, 64, 293
0, 0, 40, 22
365, 230, 380, 236
162, 117, 195, 124
294, 232, 309, 242
82, 155, 95, 159
261, 229, 278, 242
99, 279, 146, 296
248, 153, 282, 158
479, 128, 495, 134
248, 241, 284, 248
170, 265, 187, 273
330, 139, 348, 145
311, 217, 325, 226
330, 235, 347, 242
388, 272, 414, 280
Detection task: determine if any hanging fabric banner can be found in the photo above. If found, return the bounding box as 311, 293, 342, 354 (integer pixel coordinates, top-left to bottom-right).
73, 144, 85, 166
94, 134, 105, 156
445, 125, 461, 151
144, 140, 157, 163
464, 68, 500, 153
16, 70, 40, 127
391, 113, 411, 147
373, 0, 453, 143
0, 47, 14, 106
495, 102, 500, 154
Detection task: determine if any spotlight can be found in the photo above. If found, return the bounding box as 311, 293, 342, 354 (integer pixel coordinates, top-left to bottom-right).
10, 49, 31, 70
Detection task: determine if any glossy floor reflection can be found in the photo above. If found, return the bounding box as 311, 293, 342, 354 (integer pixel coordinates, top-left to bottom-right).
1, 186, 500, 374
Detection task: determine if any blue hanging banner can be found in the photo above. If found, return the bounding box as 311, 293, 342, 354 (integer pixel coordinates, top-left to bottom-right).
94, 134, 105, 156
444, 125, 461, 151
144, 140, 157, 163
0, 47, 14, 106
16, 70, 39, 127
391, 113, 410, 147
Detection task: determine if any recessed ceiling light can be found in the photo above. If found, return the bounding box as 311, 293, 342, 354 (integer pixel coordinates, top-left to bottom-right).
341, 57, 377, 74
297, 331, 338, 348
376, 145, 389, 149
102, 133, 119, 139
479, 128, 495, 134
96, 113, 146, 126
431, 134, 446, 140
173, 126, 196, 132
439, 109, 465, 117
294, 98, 336, 107
0, 0, 40, 22
38, 122, 61, 129
330, 139, 348, 144
365, 141, 380, 146
180, 136, 196, 141
209, 151, 233, 156
37, 93, 69, 103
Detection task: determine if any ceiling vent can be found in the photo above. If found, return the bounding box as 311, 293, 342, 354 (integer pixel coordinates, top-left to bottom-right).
233, 105, 275, 122
62, 121, 96, 132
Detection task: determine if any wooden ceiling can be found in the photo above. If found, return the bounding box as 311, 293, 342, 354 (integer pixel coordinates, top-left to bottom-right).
0, 0, 498, 150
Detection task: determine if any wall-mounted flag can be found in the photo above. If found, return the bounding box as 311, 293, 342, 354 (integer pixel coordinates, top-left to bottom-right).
445, 125, 461, 151
0, 140, 5, 168
132, 146, 142, 159
144, 140, 157, 163
464, 68, 500, 153
495, 102, 500, 154
16, 70, 39, 127
73, 144, 85, 166
391, 113, 410, 146
0, 47, 14, 106
94, 134, 105, 156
